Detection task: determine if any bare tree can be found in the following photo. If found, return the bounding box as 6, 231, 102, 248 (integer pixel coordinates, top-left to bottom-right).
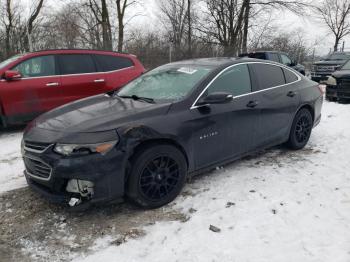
25, 0, 45, 52
1, 0, 15, 57
315, 0, 350, 51
87, 0, 113, 50
159, 0, 188, 58
116, 0, 138, 52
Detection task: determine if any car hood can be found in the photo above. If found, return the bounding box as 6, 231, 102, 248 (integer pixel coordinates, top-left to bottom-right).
30, 94, 172, 133
313, 60, 347, 66
332, 70, 350, 79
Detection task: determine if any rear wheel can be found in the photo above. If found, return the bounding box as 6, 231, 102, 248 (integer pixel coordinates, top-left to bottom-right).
127, 144, 187, 209
287, 108, 313, 150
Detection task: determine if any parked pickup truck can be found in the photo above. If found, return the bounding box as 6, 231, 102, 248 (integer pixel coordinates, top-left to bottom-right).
239, 51, 305, 75
325, 59, 350, 102
311, 52, 350, 82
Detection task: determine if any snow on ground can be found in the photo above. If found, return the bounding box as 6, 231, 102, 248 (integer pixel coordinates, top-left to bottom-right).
0, 130, 26, 193
75, 101, 350, 262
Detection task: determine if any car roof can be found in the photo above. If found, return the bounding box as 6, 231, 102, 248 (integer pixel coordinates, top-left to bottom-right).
27, 49, 135, 58
166, 57, 279, 68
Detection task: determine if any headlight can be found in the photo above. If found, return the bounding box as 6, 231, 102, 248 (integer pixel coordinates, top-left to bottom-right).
54, 141, 118, 156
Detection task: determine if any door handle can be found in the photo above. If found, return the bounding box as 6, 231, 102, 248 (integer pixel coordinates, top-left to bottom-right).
246, 100, 259, 108
287, 91, 297, 97
46, 82, 59, 87
94, 79, 105, 83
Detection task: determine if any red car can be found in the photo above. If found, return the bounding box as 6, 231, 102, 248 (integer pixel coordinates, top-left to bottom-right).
0, 49, 145, 127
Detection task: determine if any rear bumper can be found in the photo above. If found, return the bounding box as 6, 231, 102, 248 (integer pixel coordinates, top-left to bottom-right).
313, 95, 323, 128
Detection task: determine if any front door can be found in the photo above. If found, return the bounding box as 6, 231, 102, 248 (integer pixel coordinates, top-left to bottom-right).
1, 55, 61, 121
190, 64, 260, 169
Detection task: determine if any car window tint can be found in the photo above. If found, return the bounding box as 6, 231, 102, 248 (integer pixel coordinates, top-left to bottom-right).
269, 53, 280, 62
281, 54, 292, 65
95, 55, 134, 72
251, 63, 285, 91
248, 53, 266, 60
283, 68, 298, 83
12, 55, 55, 78
58, 55, 96, 75
207, 64, 252, 96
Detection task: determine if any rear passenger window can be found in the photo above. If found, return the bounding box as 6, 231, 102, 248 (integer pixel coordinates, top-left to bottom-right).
58, 55, 96, 75
251, 63, 285, 91
95, 55, 134, 72
207, 64, 251, 96
283, 68, 298, 83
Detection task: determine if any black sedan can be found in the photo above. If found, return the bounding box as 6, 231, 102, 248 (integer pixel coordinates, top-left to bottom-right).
22, 58, 324, 209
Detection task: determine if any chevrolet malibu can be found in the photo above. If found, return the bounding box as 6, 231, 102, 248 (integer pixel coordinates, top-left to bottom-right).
22, 58, 324, 209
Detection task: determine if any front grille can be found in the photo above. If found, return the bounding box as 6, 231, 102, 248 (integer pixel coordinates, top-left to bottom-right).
24, 140, 52, 153
24, 157, 52, 180
338, 79, 350, 89
316, 65, 335, 72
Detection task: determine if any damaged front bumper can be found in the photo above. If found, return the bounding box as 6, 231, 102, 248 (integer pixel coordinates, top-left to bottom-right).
22, 136, 127, 207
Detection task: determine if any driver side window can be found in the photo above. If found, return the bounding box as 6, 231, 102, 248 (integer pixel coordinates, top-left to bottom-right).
12, 55, 56, 78
207, 64, 252, 96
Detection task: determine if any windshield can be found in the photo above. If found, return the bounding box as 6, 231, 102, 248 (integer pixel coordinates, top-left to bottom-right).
325, 53, 350, 61
117, 64, 213, 101
341, 60, 350, 70
0, 54, 23, 69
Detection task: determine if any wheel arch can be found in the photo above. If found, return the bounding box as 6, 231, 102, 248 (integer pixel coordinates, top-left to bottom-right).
129, 138, 189, 166
125, 138, 190, 182
295, 103, 315, 122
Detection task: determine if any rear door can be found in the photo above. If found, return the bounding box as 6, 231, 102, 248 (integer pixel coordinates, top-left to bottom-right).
94, 54, 140, 91
57, 54, 107, 104
249, 63, 300, 147
2, 55, 61, 120
191, 64, 260, 169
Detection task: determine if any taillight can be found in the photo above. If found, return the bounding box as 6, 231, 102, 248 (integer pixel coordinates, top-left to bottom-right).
318, 84, 326, 95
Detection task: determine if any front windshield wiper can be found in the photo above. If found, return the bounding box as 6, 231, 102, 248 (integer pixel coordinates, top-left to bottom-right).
118, 94, 155, 104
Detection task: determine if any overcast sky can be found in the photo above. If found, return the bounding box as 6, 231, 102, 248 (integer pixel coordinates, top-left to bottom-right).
23, 0, 348, 56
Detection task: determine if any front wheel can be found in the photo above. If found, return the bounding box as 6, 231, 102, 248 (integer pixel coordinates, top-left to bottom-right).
127, 144, 187, 209
287, 108, 313, 150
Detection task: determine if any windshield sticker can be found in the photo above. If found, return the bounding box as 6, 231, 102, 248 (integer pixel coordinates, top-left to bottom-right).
177, 67, 198, 74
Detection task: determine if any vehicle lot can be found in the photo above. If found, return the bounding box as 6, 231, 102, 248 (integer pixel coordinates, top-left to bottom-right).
0, 100, 350, 262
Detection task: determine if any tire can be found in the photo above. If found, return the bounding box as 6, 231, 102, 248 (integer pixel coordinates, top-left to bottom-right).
287, 108, 313, 150
127, 144, 187, 209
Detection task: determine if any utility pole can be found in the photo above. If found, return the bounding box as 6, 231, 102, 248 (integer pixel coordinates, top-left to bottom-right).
342, 41, 345, 52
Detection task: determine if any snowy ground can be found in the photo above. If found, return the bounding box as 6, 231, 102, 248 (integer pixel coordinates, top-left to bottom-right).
0, 101, 350, 262
0, 129, 26, 193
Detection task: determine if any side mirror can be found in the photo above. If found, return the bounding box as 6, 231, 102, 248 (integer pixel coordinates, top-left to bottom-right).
197, 92, 233, 105
3, 70, 22, 81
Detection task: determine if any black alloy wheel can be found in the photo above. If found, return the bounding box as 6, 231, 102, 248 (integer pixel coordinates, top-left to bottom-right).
295, 115, 312, 143
287, 108, 313, 150
139, 156, 180, 201
127, 144, 187, 208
